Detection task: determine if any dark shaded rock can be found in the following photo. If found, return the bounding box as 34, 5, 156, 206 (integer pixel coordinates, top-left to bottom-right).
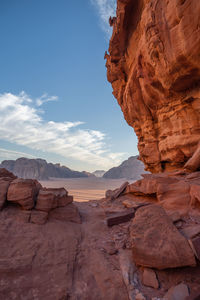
106, 209, 135, 227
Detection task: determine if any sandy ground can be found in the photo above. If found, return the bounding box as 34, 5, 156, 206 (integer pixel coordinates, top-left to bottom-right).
40, 177, 129, 201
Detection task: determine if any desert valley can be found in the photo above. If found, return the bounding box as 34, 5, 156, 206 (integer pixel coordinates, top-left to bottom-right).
0, 0, 200, 299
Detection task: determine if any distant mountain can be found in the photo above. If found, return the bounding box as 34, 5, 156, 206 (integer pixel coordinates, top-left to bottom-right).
92, 170, 105, 177
0, 157, 89, 180
103, 156, 148, 180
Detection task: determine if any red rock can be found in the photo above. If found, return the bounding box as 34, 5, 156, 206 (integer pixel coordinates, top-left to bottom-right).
142, 268, 159, 289
164, 283, 189, 300
48, 203, 81, 224
106, 0, 200, 173
130, 205, 196, 269
7, 178, 41, 210
0, 168, 17, 179
36, 187, 71, 212
16, 210, 31, 223
30, 210, 48, 225
157, 181, 191, 211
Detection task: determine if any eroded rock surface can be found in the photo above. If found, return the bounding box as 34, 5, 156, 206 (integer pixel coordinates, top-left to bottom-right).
106, 0, 200, 173
129, 205, 196, 269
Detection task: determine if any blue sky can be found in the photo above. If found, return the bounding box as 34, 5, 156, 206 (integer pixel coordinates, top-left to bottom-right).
0, 0, 138, 172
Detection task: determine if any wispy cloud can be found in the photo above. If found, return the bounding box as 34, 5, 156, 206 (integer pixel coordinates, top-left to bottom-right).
0, 148, 36, 161
91, 0, 116, 36
0, 92, 125, 169
36, 93, 58, 107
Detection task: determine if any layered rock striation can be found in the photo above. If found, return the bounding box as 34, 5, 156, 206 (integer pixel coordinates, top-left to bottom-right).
106, 0, 200, 173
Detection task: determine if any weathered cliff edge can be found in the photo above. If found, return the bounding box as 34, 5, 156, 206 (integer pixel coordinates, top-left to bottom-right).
106, 0, 200, 173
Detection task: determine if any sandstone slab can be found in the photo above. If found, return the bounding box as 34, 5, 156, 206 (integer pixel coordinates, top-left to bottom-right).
7, 178, 41, 210
106, 209, 135, 227
130, 205, 196, 269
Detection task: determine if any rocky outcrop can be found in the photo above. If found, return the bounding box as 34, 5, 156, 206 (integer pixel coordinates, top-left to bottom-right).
106, 0, 200, 173
103, 156, 147, 179
0, 157, 90, 180
0, 170, 79, 225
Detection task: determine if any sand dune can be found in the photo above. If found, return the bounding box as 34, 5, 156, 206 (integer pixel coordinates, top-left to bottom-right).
40, 177, 128, 201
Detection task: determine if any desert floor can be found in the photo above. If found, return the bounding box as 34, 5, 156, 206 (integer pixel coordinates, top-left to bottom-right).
40, 177, 128, 201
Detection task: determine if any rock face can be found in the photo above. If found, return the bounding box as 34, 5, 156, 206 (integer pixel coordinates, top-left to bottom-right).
0, 157, 90, 180
103, 156, 147, 179
106, 0, 200, 173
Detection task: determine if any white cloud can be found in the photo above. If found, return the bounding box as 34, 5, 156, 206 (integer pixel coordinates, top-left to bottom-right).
0, 148, 36, 161
91, 0, 116, 36
0, 92, 125, 169
36, 93, 58, 106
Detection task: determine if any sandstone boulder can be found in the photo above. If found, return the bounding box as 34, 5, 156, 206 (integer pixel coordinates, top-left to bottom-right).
7, 178, 41, 210
130, 205, 196, 269
142, 268, 159, 289
48, 203, 81, 224
36, 187, 72, 212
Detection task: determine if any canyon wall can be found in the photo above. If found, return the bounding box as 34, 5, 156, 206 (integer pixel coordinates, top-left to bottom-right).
106, 0, 200, 173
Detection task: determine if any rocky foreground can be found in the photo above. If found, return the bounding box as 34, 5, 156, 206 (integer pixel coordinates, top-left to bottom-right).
1, 167, 200, 299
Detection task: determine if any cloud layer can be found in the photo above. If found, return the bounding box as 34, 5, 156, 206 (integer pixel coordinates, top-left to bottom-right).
91, 0, 116, 36
0, 92, 125, 169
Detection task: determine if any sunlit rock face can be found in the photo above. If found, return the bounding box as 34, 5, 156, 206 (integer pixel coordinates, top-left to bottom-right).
106, 0, 200, 173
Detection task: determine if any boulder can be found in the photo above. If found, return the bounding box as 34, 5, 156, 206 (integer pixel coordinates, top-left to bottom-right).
129, 205, 196, 269
142, 268, 159, 289
48, 203, 81, 224
164, 283, 189, 300
7, 178, 41, 210
36, 187, 72, 212
30, 210, 48, 225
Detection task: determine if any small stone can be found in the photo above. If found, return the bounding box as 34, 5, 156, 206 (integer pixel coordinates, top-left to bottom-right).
142, 268, 159, 289
136, 293, 146, 300
175, 221, 183, 229
163, 283, 189, 300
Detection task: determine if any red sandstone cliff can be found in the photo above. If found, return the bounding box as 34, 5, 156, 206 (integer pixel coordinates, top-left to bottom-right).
106, 0, 200, 173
